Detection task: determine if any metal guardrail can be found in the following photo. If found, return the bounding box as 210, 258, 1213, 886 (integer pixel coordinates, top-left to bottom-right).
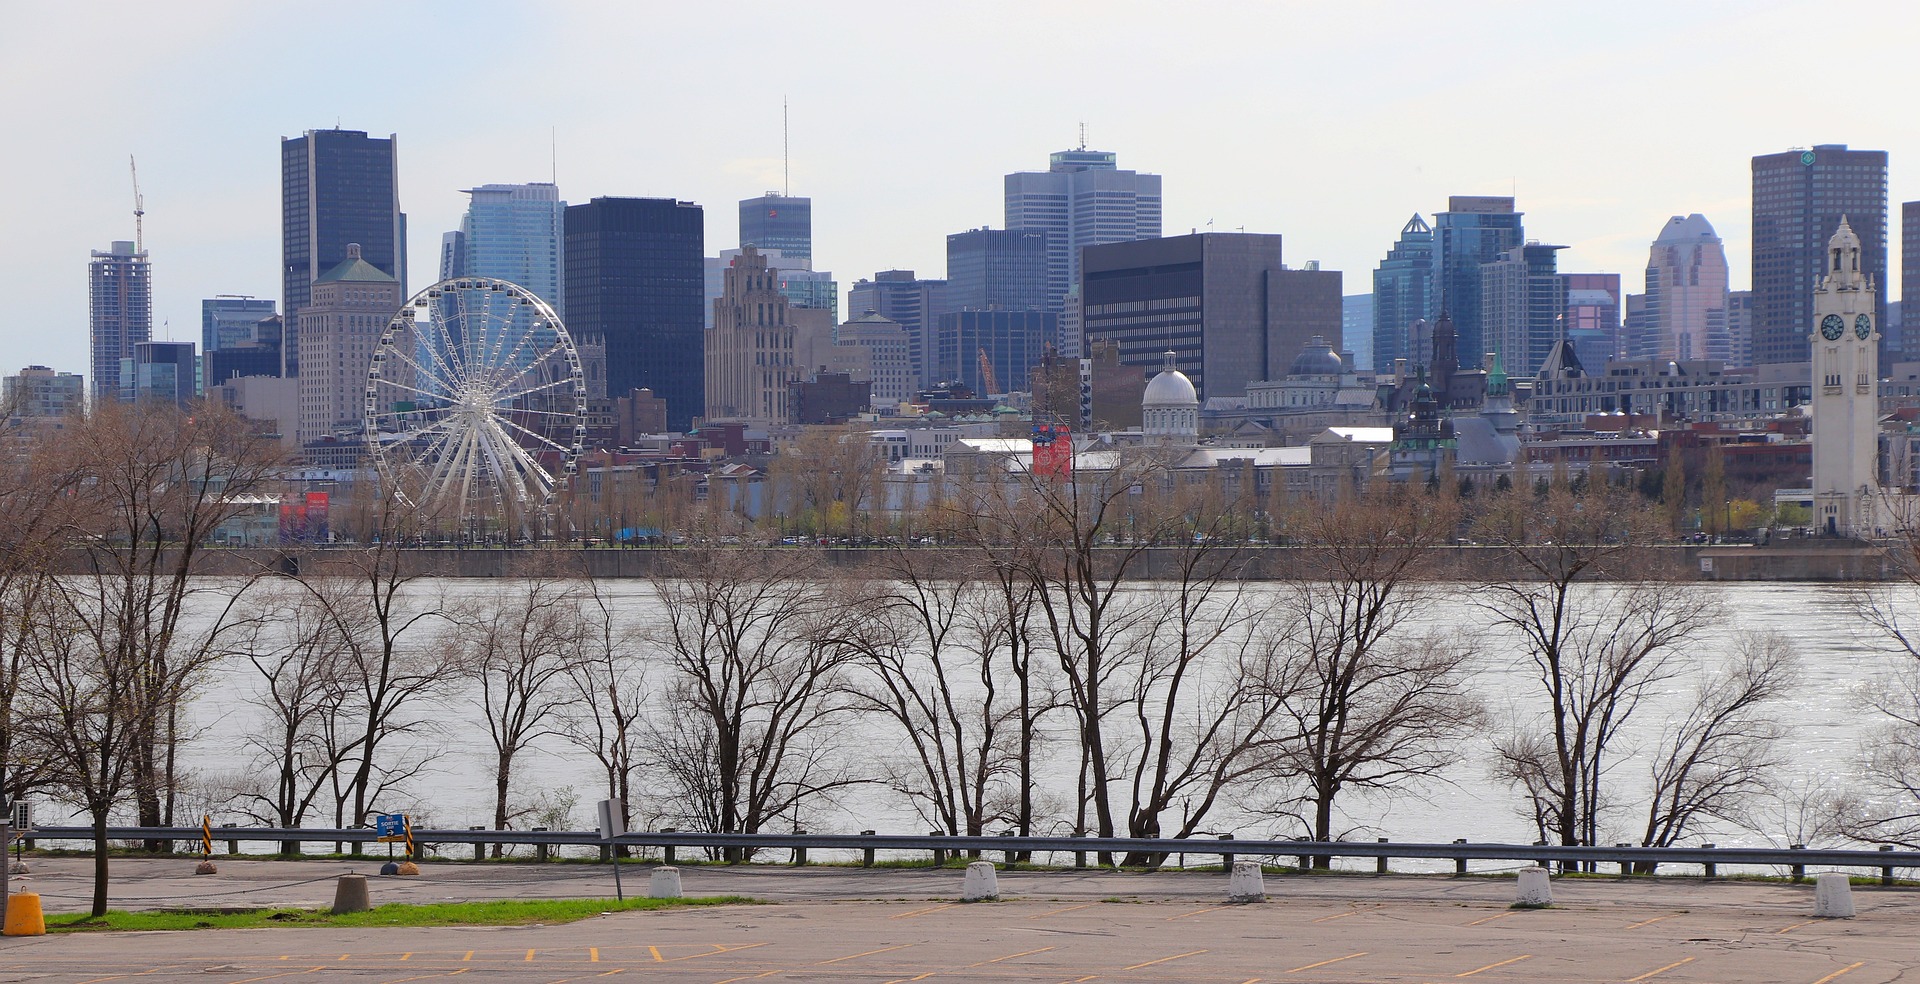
21, 825, 1920, 877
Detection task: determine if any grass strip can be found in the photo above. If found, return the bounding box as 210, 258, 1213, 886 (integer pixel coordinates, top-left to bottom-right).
45, 895, 754, 933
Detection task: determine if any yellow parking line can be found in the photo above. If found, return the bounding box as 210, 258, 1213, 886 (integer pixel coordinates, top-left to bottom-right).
819, 944, 915, 965
589, 949, 598, 963
379, 970, 470, 983
1288, 952, 1367, 973
1626, 957, 1694, 981
221, 969, 324, 984
1464, 911, 1519, 927
880, 976, 934, 983
399, 955, 413, 962
1626, 914, 1679, 930
1124, 950, 1207, 970
462, 952, 474, 962
1168, 905, 1232, 921
649, 946, 663, 962
526, 950, 538, 962
711, 973, 780, 983
967, 946, 1055, 967
664, 943, 769, 963
1310, 911, 1359, 924
892, 903, 955, 919
1456, 954, 1531, 978
1811, 964, 1866, 984
1777, 920, 1816, 935
1030, 904, 1092, 919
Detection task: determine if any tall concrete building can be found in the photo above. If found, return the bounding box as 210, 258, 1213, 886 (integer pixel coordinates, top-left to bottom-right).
564, 197, 705, 431
202, 296, 277, 354
1005, 147, 1161, 319
281, 129, 406, 376
705, 246, 832, 423
89, 240, 151, 403
296, 244, 400, 447
1371, 214, 1433, 372
836, 312, 913, 410
1480, 242, 1567, 376
946, 228, 1048, 312
4, 366, 84, 419
1431, 197, 1525, 359
1643, 214, 1730, 363
1903, 201, 1920, 364
1751, 144, 1887, 366
447, 182, 565, 313
1562, 273, 1621, 369
123, 341, 197, 407
847, 270, 949, 390
738, 193, 811, 263
1080, 233, 1340, 401
1809, 219, 1880, 536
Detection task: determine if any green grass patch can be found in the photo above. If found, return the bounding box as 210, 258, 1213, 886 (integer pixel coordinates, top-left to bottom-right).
45, 895, 754, 933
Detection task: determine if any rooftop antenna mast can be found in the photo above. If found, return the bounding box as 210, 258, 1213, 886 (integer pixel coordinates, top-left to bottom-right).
128, 154, 145, 253
1078, 122, 1087, 150
783, 97, 790, 197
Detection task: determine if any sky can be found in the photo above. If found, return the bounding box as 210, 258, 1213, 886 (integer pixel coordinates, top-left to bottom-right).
6, 0, 1920, 377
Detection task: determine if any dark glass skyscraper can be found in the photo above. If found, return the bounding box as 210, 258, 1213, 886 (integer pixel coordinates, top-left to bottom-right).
945, 228, 1048, 312
738, 193, 811, 263
1371, 214, 1433, 371
1750, 144, 1887, 366
281, 129, 405, 376
1431, 196, 1524, 360
564, 197, 705, 431
1901, 200, 1919, 363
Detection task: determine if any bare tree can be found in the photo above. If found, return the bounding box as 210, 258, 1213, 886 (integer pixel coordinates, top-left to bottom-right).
558, 576, 651, 843
1261, 486, 1485, 854
451, 570, 587, 845
231, 582, 357, 850
646, 549, 866, 853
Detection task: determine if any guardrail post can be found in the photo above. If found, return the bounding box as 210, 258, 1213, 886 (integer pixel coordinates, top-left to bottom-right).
534, 827, 549, 863
1073, 830, 1086, 870
1453, 838, 1468, 875
1790, 843, 1805, 882
861, 830, 876, 868
1616, 844, 1632, 876
222, 823, 238, 856
1002, 830, 1017, 868
1701, 843, 1716, 878
471, 826, 485, 861
792, 831, 808, 867
1219, 833, 1234, 870
930, 831, 945, 867
411, 836, 424, 861
1532, 840, 1550, 872
1376, 837, 1389, 875
662, 828, 677, 865
1881, 844, 1896, 886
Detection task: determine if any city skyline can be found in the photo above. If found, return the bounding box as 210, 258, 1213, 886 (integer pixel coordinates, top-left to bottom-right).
10, 3, 1920, 379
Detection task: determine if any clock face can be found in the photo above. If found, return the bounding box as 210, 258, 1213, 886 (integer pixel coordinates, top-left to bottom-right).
1856, 314, 1873, 339
1821, 314, 1845, 340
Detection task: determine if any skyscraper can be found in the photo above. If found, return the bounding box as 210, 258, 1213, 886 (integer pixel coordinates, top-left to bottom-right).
1642, 215, 1730, 363
1005, 147, 1162, 317
738, 193, 811, 263
1342, 294, 1374, 371
202, 296, 277, 354
1562, 273, 1622, 369
563, 197, 705, 431
847, 270, 949, 390
89, 240, 151, 403
1480, 242, 1566, 377
281, 128, 405, 376
123, 341, 197, 407
1371, 214, 1434, 371
451, 182, 565, 314
1903, 201, 1920, 364
945, 228, 1049, 312
1431, 197, 1525, 359
705, 246, 832, 422
296, 244, 399, 447
1750, 144, 1887, 366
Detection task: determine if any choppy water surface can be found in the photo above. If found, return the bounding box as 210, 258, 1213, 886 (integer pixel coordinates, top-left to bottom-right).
153, 579, 1905, 865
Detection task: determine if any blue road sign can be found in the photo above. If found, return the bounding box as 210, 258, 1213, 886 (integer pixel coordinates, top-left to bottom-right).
375, 813, 407, 842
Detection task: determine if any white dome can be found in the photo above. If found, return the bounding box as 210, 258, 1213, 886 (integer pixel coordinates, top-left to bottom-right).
1144, 367, 1198, 408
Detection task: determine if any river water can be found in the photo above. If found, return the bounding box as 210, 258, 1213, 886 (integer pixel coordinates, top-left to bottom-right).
141, 579, 1909, 867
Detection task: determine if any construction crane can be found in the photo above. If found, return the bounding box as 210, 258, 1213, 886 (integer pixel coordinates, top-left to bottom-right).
128, 154, 145, 252
977, 347, 998, 397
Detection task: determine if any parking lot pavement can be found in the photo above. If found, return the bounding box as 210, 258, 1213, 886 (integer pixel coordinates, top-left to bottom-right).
0, 859, 1917, 983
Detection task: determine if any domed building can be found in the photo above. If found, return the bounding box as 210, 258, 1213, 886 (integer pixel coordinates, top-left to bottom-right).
1142, 350, 1200, 444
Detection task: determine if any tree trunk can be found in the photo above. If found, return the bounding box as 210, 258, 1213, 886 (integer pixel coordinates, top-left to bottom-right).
90, 809, 110, 919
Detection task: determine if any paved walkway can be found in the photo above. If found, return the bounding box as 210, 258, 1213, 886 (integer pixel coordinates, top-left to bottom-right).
0, 858, 1912, 983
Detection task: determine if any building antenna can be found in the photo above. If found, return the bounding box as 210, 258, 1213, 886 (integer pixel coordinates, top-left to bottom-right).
1078, 122, 1087, 150
128, 154, 145, 253
783, 97, 790, 197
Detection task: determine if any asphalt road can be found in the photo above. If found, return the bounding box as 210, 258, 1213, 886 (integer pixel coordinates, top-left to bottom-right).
0, 857, 1912, 983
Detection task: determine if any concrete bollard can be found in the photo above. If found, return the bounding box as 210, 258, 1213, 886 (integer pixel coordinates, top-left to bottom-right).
650, 865, 682, 899
1813, 872, 1855, 918
1227, 860, 1266, 903
961, 860, 999, 902
1514, 865, 1553, 907
331, 873, 371, 914
3, 893, 45, 936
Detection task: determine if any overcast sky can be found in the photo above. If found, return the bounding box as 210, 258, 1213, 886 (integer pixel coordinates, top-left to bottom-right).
6, 0, 1919, 376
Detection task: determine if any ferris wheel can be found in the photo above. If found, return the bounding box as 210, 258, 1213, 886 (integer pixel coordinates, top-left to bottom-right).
364, 277, 586, 529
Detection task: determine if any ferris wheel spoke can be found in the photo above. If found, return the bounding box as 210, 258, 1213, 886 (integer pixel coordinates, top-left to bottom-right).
370, 376, 460, 406
494, 413, 576, 457
479, 312, 550, 391
381, 331, 462, 395
484, 416, 557, 502
492, 371, 580, 404
419, 422, 472, 502
477, 420, 538, 505
476, 298, 532, 389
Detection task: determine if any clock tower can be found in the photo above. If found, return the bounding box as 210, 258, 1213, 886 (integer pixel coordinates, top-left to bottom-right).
1809, 217, 1880, 537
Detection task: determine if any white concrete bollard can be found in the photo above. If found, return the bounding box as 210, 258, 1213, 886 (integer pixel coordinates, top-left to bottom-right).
1813, 872, 1855, 918
649, 865, 683, 899
961, 860, 1000, 902
1514, 865, 1553, 906
1227, 860, 1266, 903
